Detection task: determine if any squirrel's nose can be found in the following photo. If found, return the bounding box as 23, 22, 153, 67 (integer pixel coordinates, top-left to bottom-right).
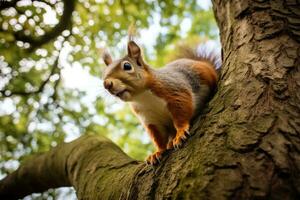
104, 80, 113, 90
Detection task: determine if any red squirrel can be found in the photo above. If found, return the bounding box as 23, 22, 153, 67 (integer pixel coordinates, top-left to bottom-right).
102, 40, 218, 165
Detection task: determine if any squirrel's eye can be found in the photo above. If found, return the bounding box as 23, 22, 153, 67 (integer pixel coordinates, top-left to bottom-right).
123, 62, 132, 71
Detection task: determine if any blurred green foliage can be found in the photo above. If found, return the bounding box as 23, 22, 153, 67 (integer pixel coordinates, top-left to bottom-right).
0, 0, 218, 199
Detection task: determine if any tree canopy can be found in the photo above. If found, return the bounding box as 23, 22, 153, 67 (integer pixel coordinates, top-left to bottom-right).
0, 0, 218, 198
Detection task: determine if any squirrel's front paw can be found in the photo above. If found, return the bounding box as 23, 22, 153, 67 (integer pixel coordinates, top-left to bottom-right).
172, 130, 190, 149
146, 151, 164, 165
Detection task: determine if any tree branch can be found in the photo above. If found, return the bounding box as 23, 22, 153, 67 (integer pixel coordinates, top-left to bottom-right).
1, 0, 300, 199
0, 33, 71, 98
0, 0, 19, 10
0, 52, 60, 98
14, 0, 76, 51
0, 135, 140, 200
0, 0, 55, 11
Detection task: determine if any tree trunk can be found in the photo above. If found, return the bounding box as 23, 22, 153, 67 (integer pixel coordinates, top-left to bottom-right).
1, 0, 300, 199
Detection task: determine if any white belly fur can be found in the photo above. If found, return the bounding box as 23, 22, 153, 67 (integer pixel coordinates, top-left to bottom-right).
130, 90, 173, 132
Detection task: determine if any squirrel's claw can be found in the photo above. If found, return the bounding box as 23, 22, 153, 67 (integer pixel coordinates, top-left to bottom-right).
173, 139, 183, 149
185, 130, 191, 136
156, 156, 161, 163
167, 141, 173, 150
173, 137, 182, 147
172, 130, 191, 149
146, 151, 164, 165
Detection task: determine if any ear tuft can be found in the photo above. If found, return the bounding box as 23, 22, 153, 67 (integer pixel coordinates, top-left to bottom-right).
102, 50, 112, 66
128, 22, 137, 42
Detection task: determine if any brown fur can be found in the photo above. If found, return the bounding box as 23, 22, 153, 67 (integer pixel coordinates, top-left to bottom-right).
191, 61, 218, 90
146, 74, 194, 147
102, 40, 220, 165
174, 45, 220, 69
145, 123, 168, 164
146, 124, 168, 150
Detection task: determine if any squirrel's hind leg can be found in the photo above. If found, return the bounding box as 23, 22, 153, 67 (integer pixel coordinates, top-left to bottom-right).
166, 93, 193, 149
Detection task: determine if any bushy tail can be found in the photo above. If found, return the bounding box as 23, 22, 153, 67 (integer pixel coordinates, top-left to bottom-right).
174, 43, 221, 71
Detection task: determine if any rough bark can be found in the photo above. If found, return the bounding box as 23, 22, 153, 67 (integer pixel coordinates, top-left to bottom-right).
0, 136, 139, 199
1, 0, 300, 199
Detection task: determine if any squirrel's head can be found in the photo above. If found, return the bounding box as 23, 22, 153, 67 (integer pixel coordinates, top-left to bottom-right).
102, 41, 150, 101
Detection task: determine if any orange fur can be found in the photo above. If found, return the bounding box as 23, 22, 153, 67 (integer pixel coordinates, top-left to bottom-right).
103, 40, 219, 165
131, 60, 217, 151
145, 124, 167, 164
146, 124, 168, 150
191, 61, 218, 90
146, 74, 194, 147
131, 105, 170, 150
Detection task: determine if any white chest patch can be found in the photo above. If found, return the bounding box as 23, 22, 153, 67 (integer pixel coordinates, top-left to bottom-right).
130, 90, 172, 127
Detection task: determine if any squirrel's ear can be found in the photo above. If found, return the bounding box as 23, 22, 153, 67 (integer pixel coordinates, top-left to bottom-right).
127, 41, 140, 58
127, 41, 144, 66
102, 50, 113, 66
